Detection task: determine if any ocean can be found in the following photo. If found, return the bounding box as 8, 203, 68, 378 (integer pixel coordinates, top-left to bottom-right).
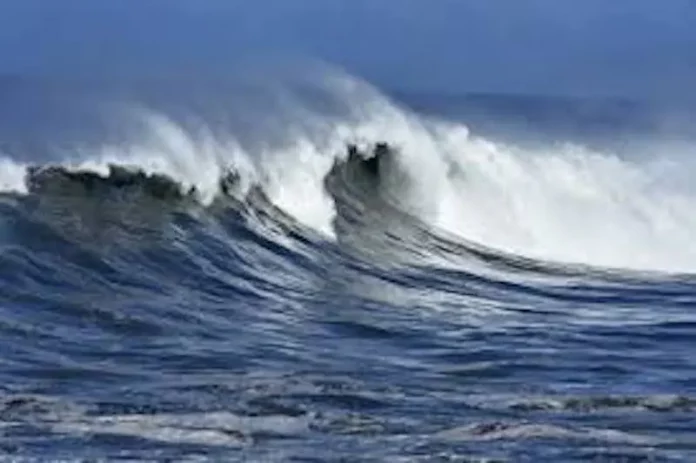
0, 67, 695, 462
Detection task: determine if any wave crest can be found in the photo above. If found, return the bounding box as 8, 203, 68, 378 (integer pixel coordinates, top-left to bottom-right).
2, 69, 696, 273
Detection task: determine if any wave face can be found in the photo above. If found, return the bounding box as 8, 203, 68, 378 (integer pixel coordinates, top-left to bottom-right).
1, 68, 696, 462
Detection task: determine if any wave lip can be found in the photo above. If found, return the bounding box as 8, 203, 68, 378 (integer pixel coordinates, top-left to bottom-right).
25, 164, 199, 201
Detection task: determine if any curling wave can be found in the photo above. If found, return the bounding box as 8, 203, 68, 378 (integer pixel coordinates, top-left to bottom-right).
1, 69, 696, 273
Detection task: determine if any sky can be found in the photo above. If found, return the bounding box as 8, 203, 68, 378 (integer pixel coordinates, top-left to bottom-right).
1, 0, 695, 99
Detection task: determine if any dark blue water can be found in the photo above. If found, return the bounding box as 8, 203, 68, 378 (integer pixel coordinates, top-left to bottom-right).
1, 72, 695, 462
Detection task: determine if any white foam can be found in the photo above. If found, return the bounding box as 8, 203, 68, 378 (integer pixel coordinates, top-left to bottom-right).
51, 411, 310, 448
0, 156, 28, 194
425, 134, 696, 272
435, 421, 659, 445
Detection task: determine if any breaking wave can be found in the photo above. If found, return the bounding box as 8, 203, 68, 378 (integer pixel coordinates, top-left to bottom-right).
1, 68, 696, 273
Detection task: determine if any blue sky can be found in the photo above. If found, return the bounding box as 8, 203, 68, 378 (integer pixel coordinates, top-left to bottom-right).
1, 0, 695, 99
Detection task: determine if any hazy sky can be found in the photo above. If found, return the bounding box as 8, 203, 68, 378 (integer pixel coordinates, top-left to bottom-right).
1, 0, 695, 99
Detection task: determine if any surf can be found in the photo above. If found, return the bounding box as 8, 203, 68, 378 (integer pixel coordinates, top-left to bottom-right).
1, 67, 695, 273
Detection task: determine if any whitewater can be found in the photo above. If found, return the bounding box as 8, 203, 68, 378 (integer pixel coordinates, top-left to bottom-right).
0, 67, 695, 461
3, 70, 696, 272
